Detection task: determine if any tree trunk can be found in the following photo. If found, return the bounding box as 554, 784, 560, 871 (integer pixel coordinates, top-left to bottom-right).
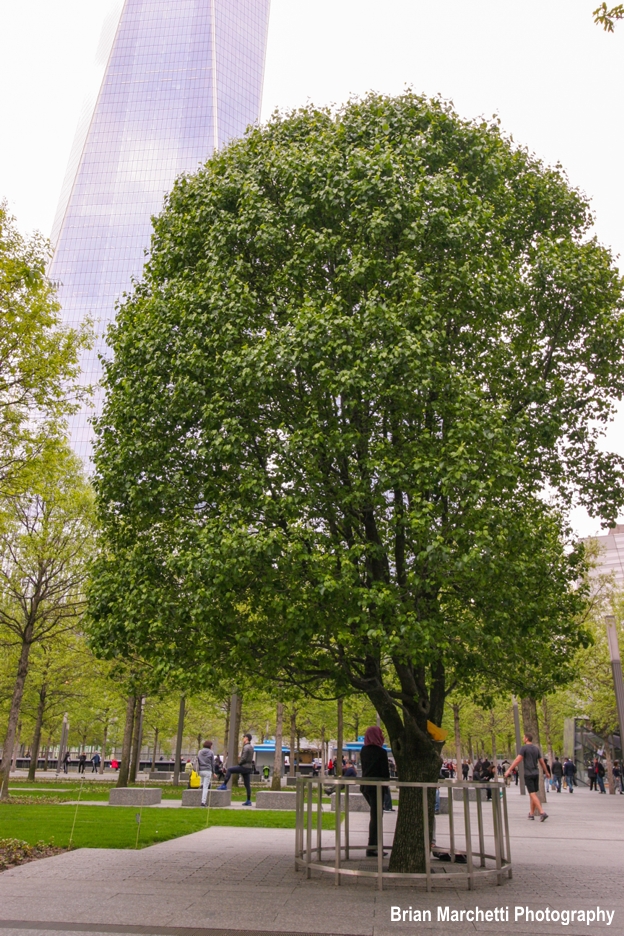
271, 702, 284, 790
100, 722, 108, 775
0, 629, 33, 800
386, 720, 441, 874
320, 726, 325, 777
151, 728, 159, 770
230, 695, 242, 787
490, 711, 497, 764
27, 682, 48, 782
43, 734, 52, 771
117, 695, 136, 788
453, 704, 462, 782
289, 710, 296, 777
605, 743, 616, 795
521, 696, 547, 803
541, 698, 555, 770
173, 695, 185, 786
129, 694, 143, 782
223, 696, 231, 759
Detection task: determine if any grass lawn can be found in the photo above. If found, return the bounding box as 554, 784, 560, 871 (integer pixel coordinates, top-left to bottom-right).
0, 804, 336, 850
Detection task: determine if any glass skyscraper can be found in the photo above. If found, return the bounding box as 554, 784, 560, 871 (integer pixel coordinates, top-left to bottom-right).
49, 0, 271, 459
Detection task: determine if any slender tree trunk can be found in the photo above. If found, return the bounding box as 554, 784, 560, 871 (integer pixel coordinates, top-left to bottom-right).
117, 695, 136, 788
230, 695, 242, 787
271, 702, 284, 790
129, 694, 143, 782
100, 723, 108, 775
151, 728, 159, 770
172, 695, 185, 787
223, 696, 230, 759
453, 704, 462, 782
27, 683, 48, 782
605, 743, 616, 795
0, 631, 33, 800
490, 711, 497, 764
541, 698, 555, 771
320, 726, 325, 777
521, 696, 546, 804
289, 710, 296, 777
43, 734, 52, 771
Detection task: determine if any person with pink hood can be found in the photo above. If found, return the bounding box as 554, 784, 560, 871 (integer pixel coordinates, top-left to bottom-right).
360, 726, 390, 858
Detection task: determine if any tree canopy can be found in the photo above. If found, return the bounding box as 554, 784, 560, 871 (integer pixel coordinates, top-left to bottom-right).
0, 204, 90, 494
89, 93, 624, 870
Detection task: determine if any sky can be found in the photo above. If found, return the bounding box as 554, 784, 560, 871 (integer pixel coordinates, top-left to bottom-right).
1, 0, 623, 533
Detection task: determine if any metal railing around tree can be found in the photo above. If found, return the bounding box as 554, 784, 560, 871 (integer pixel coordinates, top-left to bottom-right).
295, 776, 512, 891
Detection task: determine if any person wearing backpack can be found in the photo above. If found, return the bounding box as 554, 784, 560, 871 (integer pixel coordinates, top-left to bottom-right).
197, 740, 215, 807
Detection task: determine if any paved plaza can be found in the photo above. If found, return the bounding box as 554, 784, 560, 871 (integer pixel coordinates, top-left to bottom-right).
0, 784, 622, 936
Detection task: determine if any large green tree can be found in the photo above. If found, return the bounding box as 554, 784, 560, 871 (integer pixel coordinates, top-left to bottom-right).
89, 94, 624, 871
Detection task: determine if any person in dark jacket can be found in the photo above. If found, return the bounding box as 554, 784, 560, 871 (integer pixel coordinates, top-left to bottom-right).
587, 761, 597, 791
360, 726, 390, 858
217, 733, 254, 804
551, 757, 563, 792
594, 758, 606, 794
563, 758, 576, 792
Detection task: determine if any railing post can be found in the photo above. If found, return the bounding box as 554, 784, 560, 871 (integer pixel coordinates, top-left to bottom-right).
422, 783, 432, 892
502, 783, 512, 878
317, 776, 323, 860
334, 781, 341, 886
376, 781, 384, 891
345, 782, 350, 860
295, 780, 302, 868
463, 786, 475, 891
447, 781, 455, 862
476, 785, 485, 867
492, 783, 503, 885
306, 780, 313, 879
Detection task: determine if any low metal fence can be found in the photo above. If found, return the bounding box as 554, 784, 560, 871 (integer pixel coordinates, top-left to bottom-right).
295, 776, 512, 891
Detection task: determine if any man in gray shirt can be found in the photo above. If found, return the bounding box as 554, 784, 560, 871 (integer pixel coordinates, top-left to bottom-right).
217, 733, 254, 805
505, 733, 550, 821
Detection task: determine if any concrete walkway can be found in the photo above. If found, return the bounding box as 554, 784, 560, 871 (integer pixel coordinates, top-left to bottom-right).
0, 785, 622, 936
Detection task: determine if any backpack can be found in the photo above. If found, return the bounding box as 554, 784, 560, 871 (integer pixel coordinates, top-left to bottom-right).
189, 769, 201, 789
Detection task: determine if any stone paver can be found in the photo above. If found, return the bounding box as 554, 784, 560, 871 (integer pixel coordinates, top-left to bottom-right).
0, 786, 622, 936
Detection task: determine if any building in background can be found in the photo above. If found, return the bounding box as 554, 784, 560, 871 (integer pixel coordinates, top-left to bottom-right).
49, 0, 271, 459
587, 525, 624, 589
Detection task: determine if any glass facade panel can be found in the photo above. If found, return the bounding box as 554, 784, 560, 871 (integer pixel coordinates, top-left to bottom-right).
49, 0, 270, 459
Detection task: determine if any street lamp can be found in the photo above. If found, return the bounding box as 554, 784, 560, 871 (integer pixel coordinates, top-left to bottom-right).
605, 615, 624, 758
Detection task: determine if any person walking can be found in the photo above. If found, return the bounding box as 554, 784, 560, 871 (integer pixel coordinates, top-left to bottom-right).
217, 733, 254, 805
613, 761, 623, 793
197, 740, 215, 807
505, 733, 550, 821
594, 758, 606, 794
562, 757, 576, 792
461, 759, 469, 781
62, 751, 71, 774
551, 757, 563, 792
78, 752, 87, 775
587, 761, 597, 791
360, 726, 390, 858
91, 752, 101, 773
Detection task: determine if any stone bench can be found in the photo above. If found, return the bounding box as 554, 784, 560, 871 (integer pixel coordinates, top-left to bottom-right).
181, 788, 231, 807
330, 791, 370, 812
149, 771, 172, 781
255, 790, 297, 809
109, 788, 162, 806
437, 786, 490, 814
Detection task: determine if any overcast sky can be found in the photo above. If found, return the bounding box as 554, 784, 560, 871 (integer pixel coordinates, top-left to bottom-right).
1, 1, 623, 533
